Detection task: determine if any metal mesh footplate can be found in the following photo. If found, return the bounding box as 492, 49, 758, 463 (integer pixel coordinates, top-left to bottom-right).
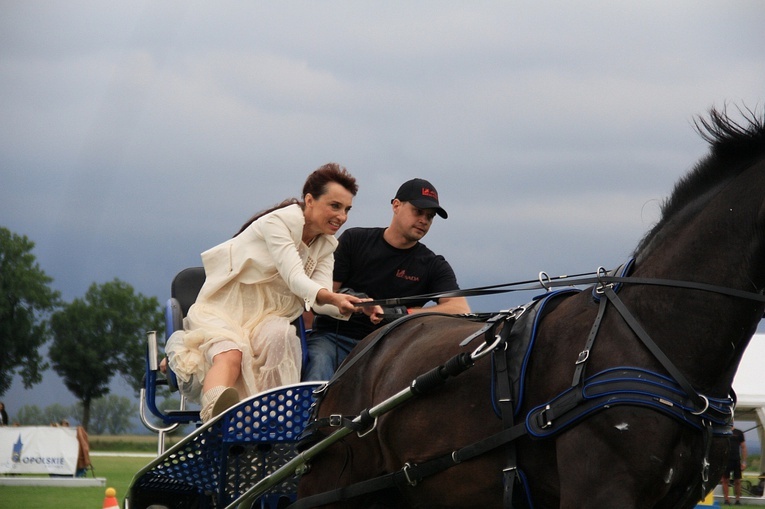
127, 382, 322, 509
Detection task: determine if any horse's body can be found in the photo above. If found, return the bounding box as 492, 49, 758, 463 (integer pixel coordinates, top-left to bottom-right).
298, 109, 765, 508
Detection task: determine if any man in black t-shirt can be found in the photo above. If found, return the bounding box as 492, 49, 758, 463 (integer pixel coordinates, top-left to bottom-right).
721, 422, 747, 505
303, 178, 470, 381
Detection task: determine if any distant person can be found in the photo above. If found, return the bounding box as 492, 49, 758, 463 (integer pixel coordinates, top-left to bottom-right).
75, 425, 91, 477
0, 402, 8, 425
166, 163, 375, 421
721, 421, 747, 505
304, 178, 471, 381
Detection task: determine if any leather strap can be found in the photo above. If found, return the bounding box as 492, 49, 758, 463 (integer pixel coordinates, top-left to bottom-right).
602, 286, 707, 411
493, 320, 519, 508
571, 295, 608, 388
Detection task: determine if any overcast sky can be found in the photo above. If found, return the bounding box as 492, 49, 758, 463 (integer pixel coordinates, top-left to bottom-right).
2, 2, 764, 421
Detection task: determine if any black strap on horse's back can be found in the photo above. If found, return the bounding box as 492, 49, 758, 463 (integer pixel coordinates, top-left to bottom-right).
491, 320, 520, 507
570, 293, 607, 388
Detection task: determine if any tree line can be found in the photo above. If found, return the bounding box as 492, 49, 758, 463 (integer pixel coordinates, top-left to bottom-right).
1, 226, 166, 431
14, 395, 137, 435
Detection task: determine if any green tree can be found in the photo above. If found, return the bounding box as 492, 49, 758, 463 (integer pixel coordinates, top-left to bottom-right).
43, 403, 75, 425
14, 404, 46, 425
0, 227, 60, 395
14, 403, 77, 426
82, 395, 137, 435
49, 279, 163, 431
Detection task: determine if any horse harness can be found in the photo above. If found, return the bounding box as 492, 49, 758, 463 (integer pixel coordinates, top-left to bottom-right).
292, 267, 757, 509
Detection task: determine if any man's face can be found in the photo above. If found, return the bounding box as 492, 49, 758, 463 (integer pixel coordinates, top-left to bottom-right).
392, 200, 437, 243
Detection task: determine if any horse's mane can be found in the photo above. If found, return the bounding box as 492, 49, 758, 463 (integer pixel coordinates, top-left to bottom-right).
635, 106, 765, 256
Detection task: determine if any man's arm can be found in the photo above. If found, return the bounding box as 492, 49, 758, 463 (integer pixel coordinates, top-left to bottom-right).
408, 296, 470, 315
741, 439, 748, 468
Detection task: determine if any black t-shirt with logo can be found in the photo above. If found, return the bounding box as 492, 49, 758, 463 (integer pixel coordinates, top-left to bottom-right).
313, 227, 460, 340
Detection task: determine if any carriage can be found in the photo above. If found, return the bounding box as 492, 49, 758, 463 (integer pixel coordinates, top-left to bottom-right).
127, 108, 765, 509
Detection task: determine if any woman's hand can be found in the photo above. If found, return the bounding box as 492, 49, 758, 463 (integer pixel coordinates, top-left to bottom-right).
317, 288, 371, 316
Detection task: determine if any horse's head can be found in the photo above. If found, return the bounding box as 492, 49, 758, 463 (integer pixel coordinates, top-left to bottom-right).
635, 107, 765, 287
628, 106, 765, 391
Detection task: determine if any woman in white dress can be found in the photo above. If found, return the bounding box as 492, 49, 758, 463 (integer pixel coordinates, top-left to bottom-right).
166, 163, 373, 421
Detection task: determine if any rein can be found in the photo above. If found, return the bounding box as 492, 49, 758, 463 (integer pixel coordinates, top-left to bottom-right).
363, 271, 765, 306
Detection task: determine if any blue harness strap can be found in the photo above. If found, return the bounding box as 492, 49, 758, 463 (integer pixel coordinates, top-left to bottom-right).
526, 366, 734, 439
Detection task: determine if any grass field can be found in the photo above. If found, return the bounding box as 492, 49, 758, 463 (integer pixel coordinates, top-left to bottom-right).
4, 459, 764, 509
1, 436, 762, 508
0, 454, 152, 509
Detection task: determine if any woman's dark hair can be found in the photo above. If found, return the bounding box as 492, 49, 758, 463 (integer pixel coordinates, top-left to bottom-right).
234, 163, 357, 237
302, 162, 358, 200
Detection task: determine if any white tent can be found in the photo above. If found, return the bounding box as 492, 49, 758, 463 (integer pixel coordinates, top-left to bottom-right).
733, 333, 765, 464
719, 332, 765, 504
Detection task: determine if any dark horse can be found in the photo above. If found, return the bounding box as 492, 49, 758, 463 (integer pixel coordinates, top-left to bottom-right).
297, 108, 765, 509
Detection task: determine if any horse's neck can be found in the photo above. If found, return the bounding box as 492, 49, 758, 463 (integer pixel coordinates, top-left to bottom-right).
633, 166, 765, 392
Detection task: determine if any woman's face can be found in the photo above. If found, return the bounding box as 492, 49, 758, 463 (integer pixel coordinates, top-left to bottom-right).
304, 181, 354, 237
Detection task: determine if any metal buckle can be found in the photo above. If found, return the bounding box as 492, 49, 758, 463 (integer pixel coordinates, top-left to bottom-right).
312, 383, 329, 397
691, 394, 710, 416
575, 350, 590, 364
471, 333, 503, 361
595, 266, 610, 295
701, 457, 710, 483
539, 405, 553, 429
329, 414, 342, 427
402, 463, 418, 486
357, 416, 378, 438
539, 271, 551, 291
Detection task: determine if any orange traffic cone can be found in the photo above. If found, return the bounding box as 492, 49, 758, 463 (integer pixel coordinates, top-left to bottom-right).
102, 487, 119, 509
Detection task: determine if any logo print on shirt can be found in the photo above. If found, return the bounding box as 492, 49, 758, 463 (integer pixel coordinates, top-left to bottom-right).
396, 269, 420, 282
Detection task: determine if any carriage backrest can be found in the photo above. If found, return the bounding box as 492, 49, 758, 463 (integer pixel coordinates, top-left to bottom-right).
165, 267, 206, 345
171, 266, 206, 317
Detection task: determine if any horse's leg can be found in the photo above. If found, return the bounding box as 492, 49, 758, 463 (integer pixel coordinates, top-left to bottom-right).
517, 437, 561, 509
554, 408, 709, 509
297, 433, 405, 508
